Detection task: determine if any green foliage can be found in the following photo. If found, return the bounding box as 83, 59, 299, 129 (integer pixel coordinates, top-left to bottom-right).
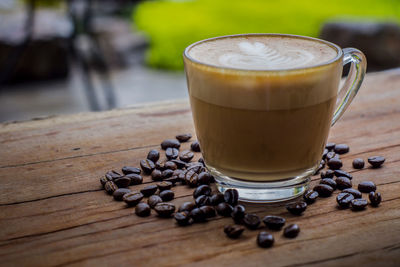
133, 0, 400, 70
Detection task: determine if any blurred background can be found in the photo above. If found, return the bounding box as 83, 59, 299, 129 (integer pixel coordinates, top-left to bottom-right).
0, 0, 399, 122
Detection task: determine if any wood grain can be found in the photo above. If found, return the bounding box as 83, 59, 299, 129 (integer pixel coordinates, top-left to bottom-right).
0, 69, 400, 266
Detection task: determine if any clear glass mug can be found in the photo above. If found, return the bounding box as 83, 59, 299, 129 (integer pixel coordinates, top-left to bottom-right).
183, 34, 366, 203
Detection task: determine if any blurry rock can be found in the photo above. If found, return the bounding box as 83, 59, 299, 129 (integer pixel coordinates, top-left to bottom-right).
320, 21, 400, 71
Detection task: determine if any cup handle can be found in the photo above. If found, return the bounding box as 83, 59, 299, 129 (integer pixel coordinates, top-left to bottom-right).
331, 48, 367, 126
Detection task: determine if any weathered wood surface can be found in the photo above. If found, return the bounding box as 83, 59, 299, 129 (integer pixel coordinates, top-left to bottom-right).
0, 69, 400, 267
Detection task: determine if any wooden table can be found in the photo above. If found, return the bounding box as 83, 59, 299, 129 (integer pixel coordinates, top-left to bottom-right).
1, 69, 400, 266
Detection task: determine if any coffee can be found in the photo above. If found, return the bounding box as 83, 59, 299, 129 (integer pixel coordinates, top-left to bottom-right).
184, 34, 341, 181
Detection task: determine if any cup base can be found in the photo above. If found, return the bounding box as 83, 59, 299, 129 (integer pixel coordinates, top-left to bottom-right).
210, 167, 314, 203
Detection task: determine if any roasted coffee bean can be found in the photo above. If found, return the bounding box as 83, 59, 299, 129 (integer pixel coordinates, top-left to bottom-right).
161, 139, 181, 150
154, 202, 175, 217
164, 161, 178, 170
171, 159, 187, 169
286, 201, 307, 215
193, 185, 212, 198
224, 225, 244, 239
200, 205, 216, 218
283, 224, 300, 238
179, 150, 195, 162
320, 169, 335, 178
343, 188, 362, 199
351, 198, 368, 211
186, 163, 205, 174
198, 157, 205, 165
313, 184, 334, 197
114, 177, 131, 188
126, 174, 143, 185
210, 193, 225, 206
105, 170, 122, 180
257, 231, 274, 248
113, 188, 131, 201
157, 181, 172, 192
368, 156, 385, 168
160, 190, 174, 201
303, 190, 319, 204
334, 144, 349, 154
164, 176, 179, 185
358, 181, 377, 193
314, 163, 324, 175
191, 141, 201, 152
320, 159, 326, 166
325, 142, 336, 150
135, 202, 151, 217
336, 192, 354, 208
147, 149, 160, 163
334, 170, 352, 179
162, 169, 174, 179
179, 202, 196, 213
352, 158, 365, 169
224, 189, 239, 206
231, 205, 246, 222
216, 202, 233, 217
148, 195, 163, 208
175, 211, 193, 226
140, 185, 158, 197
189, 207, 206, 222
336, 177, 352, 190
155, 161, 165, 171
123, 192, 144, 206
104, 181, 118, 194
326, 151, 336, 160
186, 173, 199, 188
322, 148, 329, 159
369, 191, 382, 206
165, 148, 179, 160
195, 195, 211, 207
320, 178, 337, 190
140, 159, 155, 174
327, 158, 343, 170
151, 169, 163, 181
243, 214, 261, 230
100, 176, 109, 186
263, 215, 286, 230
121, 166, 141, 175
176, 133, 192, 143
198, 172, 212, 185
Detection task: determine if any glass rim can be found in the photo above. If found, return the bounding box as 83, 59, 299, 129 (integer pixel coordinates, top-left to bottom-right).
183, 33, 343, 73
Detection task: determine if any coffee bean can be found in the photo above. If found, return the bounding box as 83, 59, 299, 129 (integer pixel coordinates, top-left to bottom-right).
191, 141, 201, 152
325, 142, 336, 150
162, 169, 174, 179
336, 192, 354, 208
135, 202, 151, 217
320, 159, 326, 166
140, 185, 158, 197
121, 166, 141, 175
104, 181, 118, 195
176, 133, 192, 143
151, 169, 163, 181
224, 189, 239, 206
186, 163, 205, 174
322, 148, 329, 160
157, 181, 172, 192
336, 177, 352, 190
195, 195, 211, 207
159, 190, 174, 201
358, 181, 377, 193
210, 193, 225, 206
243, 214, 261, 230
113, 177, 131, 188
179, 150, 194, 162
140, 159, 155, 174
100, 176, 109, 186
368, 156, 385, 168
257, 231, 274, 248
175, 211, 193, 226
161, 139, 181, 150
320, 169, 335, 178
334, 170, 353, 179
286, 201, 307, 215
189, 208, 206, 222
352, 158, 365, 169
147, 149, 160, 163
231, 205, 246, 222
198, 172, 212, 185
313, 184, 334, 197
164, 161, 178, 170
283, 224, 300, 238
126, 173, 143, 185
198, 157, 205, 165
179, 202, 196, 213
154, 202, 175, 217
123, 192, 144, 206
327, 158, 343, 170
314, 163, 325, 175
342, 188, 362, 199
155, 161, 165, 171
113, 188, 131, 201
216, 202, 233, 217
334, 144, 349, 154
148, 195, 163, 208
200, 205, 216, 218
262, 215, 286, 230
171, 159, 187, 169
165, 148, 179, 160
224, 225, 244, 239
105, 170, 122, 181
193, 185, 212, 198
369, 191, 382, 206
165, 175, 179, 185
351, 198, 368, 211
303, 190, 319, 204
326, 151, 336, 160
320, 178, 337, 190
